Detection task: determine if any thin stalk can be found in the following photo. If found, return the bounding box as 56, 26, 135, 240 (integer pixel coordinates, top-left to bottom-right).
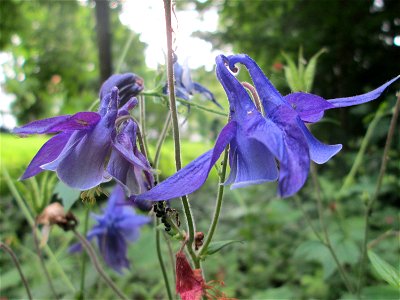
78, 207, 91, 300
135, 124, 149, 160
163, 0, 197, 265
115, 32, 135, 73
72, 230, 128, 300
311, 166, 355, 294
199, 146, 229, 258
32, 224, 58, 299
154, 111, 172, 177
152, 111, 179, 298
163, 231, 176, 284
294, 195, 324, 242
87, 99, 100, 112
28, 177, 41, 212
0, 242, 33, 300
357, 96, 400, 295
2, 167, 76, 292
339, 104, 386, 195
155, 218, 173, 300
139, 95, 151, 160
142, 91, 227, 117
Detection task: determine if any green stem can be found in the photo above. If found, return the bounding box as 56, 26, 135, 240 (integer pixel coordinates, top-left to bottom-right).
310, 165, 355, 294
155, 218, 173, 300
32, 224, 58, 299
199, 146, 229, 258
294, 195, 324, 242
163, 0, 197, 266
0, 242, 33, 300
78, 207, 90, 300
357, 96, 400, 295
73, 230, 128, 300
142, 91, 227, 117
139, 95, 151, 160
154, 111, 172, 179
115, 32, 135, 74
2, 167, 76, 292
339, 104, 387, 195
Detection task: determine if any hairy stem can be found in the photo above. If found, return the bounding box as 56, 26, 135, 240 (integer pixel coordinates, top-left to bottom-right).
199, 146, 229, 258
357, 96, 400, 295
163, 0, 197, 265
1, 242, 33, 300
72, 230, 128, 300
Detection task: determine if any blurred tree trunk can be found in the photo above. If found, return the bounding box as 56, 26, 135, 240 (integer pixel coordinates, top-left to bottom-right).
95, 0, 112, 85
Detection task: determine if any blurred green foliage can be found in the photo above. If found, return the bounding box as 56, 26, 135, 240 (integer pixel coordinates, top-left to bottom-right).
1, 0, 147, 124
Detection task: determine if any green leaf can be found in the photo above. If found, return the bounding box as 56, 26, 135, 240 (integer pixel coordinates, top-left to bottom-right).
282, 51, 302, 91
204, 240, 243, 256
303, 48, 327, 92
54, 181, 80, 211
368, 250, 400, 288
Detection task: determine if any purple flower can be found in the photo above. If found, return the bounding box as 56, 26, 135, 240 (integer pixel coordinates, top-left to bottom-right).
134, 54, 399, 200
14, 73, 153, 195
70, 185, 150, 273
163, 60, 223, 109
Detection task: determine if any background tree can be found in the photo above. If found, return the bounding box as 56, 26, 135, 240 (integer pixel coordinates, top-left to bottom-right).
1, 0, 147, 124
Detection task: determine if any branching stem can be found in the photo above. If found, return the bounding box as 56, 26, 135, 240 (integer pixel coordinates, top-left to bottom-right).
0, 242, 33, 300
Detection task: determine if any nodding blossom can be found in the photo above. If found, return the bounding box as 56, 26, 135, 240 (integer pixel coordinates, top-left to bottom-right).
70, 185, 150, 273
134, 54, 399, 200
163, 60, 223, 109
14, 73, 153, 196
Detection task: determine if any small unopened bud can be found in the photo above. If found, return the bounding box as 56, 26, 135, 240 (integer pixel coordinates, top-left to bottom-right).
194, 232, 204, 250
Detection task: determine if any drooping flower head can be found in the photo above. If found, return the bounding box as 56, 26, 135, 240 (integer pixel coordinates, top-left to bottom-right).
134, 54, 398, 201
14, 73, 153, 196
70, 185, 150, 273
163, 59, 223, 109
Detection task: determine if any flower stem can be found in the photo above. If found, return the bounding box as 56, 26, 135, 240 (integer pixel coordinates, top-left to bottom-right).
339, 103, 387, 195
78, 207, 90, 300
0, 242, 33, 300
142, 91, 227, 117
154, 111, 172, 178
163, 0, 197, 265
72, 230, 128, 300
155, 218, 173, 300
139, 95, 151, 159
32, 223, 58, 299
2, 167, 76, 292
310, 165, 355, 294
357, 96, 400, 296
199, 145, 229, 258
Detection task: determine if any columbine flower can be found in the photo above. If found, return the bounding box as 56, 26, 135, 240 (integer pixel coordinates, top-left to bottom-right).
14, 73, 153, 196
164, 59, 223, 109
134, 54, 398, 200
70, 185, 150, 273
